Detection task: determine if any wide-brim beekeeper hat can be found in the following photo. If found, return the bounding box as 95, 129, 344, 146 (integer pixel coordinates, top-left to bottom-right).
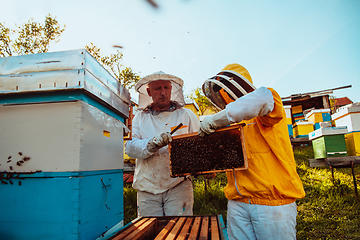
202, 63, 256, 110
135, 71, 185, 110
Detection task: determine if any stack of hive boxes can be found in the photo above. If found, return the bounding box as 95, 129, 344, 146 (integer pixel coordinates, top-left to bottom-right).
305, 109, 331, 130
292, 105, 305, 122
0, 49, 131, 240
332, 103, 360, 156
291, 105, 315, 138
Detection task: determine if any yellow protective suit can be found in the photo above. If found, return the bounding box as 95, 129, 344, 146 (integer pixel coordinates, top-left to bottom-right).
224, 88, 305, 206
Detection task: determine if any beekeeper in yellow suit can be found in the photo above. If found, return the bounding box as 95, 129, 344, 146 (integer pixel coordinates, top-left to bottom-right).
199, 64, 305, 240
125, 71, 199, 217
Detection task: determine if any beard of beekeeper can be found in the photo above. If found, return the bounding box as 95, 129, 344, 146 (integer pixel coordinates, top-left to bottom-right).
125, 71, 200, 217
199, 64, 305, 240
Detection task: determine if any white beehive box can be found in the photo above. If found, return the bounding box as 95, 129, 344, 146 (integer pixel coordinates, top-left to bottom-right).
0, 49, 130, 118
0, 100, 124, 172
308, 126, 348, 140
284, 105, 292, 124
332, 103, 360, 132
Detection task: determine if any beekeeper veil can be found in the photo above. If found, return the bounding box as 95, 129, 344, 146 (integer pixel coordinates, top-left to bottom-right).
135, 71, 185, 110
202, 63, 257, 110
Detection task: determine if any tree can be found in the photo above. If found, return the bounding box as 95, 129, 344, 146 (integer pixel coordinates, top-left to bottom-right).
329, 94, 337, 113
0, 14, 65, 57
0, 16, 139, 90
187, 87, 219, 116
85, 43, 140, 90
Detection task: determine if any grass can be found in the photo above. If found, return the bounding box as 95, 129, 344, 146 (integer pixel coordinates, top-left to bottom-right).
123, 183, 137, 224
294, 146, 360, 239
123, 146, 360, 239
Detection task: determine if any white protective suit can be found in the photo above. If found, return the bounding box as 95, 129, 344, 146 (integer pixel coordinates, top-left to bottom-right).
126, 107, 199, 193
125, 71, 200, 216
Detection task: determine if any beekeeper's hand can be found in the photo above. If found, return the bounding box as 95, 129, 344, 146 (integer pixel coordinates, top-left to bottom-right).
198, 110, 230, 137
147, 132, 172, 152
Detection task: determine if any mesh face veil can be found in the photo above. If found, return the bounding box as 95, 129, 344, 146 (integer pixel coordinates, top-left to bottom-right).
202, 65, 256, 110
135, 71, 185, 110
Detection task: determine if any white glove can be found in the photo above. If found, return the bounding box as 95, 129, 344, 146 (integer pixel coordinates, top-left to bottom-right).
226, 87, 274, 123
146, 132, 172, 152
198, 110, 230, 137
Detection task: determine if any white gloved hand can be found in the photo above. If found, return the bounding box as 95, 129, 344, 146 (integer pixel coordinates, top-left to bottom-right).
146, 132, 172, 152
198, 110, 230, 137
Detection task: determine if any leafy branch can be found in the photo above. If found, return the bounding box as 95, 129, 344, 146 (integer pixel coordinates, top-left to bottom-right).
0, 14, 65, 57
86, 43, 140, 90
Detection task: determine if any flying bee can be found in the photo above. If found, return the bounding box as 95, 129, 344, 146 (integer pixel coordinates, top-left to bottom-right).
18, 152, 23, 156
16, 161, 22, 166
1, 180, 8, 184
18, 181, 22, 186
7, 160, 11, 163
23, 157, 31, 161
8, 156, 11, 160
9, 166, 13, 170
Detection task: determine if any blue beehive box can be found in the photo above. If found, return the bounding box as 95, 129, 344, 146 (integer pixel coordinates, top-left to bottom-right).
0, 49, 131, 240
287, 124, 294, 137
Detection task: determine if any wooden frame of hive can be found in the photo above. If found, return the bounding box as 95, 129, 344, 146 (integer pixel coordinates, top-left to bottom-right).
168, 124, 248, 177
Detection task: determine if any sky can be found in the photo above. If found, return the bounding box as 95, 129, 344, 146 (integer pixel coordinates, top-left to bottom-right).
2, 0, 360, 104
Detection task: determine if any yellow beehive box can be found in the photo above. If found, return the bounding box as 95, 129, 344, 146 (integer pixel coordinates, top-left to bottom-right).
292, 105, 303, 114
345, 132, 360, 156
293, 121, 314, 138
305, 109, 331, 123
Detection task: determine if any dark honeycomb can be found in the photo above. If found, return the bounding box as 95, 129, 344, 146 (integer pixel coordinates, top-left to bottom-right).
169, 129, 244, 177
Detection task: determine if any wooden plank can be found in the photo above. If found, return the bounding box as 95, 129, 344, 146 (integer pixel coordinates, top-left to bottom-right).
309, 156, 360, 167
154, 217, 179, 240
172, 124, 243, 140
217, 215, 227, 240
188, 217, 202, 240
177, 217, 194, 240
199, 216, 209, 240
112, 218, 150, 240
210, 216, 220, 240
124, 218, 157, 240
170, 168, 247, 178
325, 156, 360, 167
308, 158, 327, 167
165, 217, 186, 240
239, 126, 248, 169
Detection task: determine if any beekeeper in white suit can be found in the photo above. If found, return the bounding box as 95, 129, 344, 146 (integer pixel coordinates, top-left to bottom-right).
125, 71, 199, 217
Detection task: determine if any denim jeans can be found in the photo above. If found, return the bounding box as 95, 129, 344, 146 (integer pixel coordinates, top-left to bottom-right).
227, 200, 297, 240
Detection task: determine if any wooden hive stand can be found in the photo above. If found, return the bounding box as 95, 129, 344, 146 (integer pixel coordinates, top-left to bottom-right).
308, 156, 360, 198
106, 215, 227, 240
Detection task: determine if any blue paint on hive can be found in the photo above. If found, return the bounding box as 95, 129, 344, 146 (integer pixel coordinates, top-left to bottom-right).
0, 169, 124, 240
